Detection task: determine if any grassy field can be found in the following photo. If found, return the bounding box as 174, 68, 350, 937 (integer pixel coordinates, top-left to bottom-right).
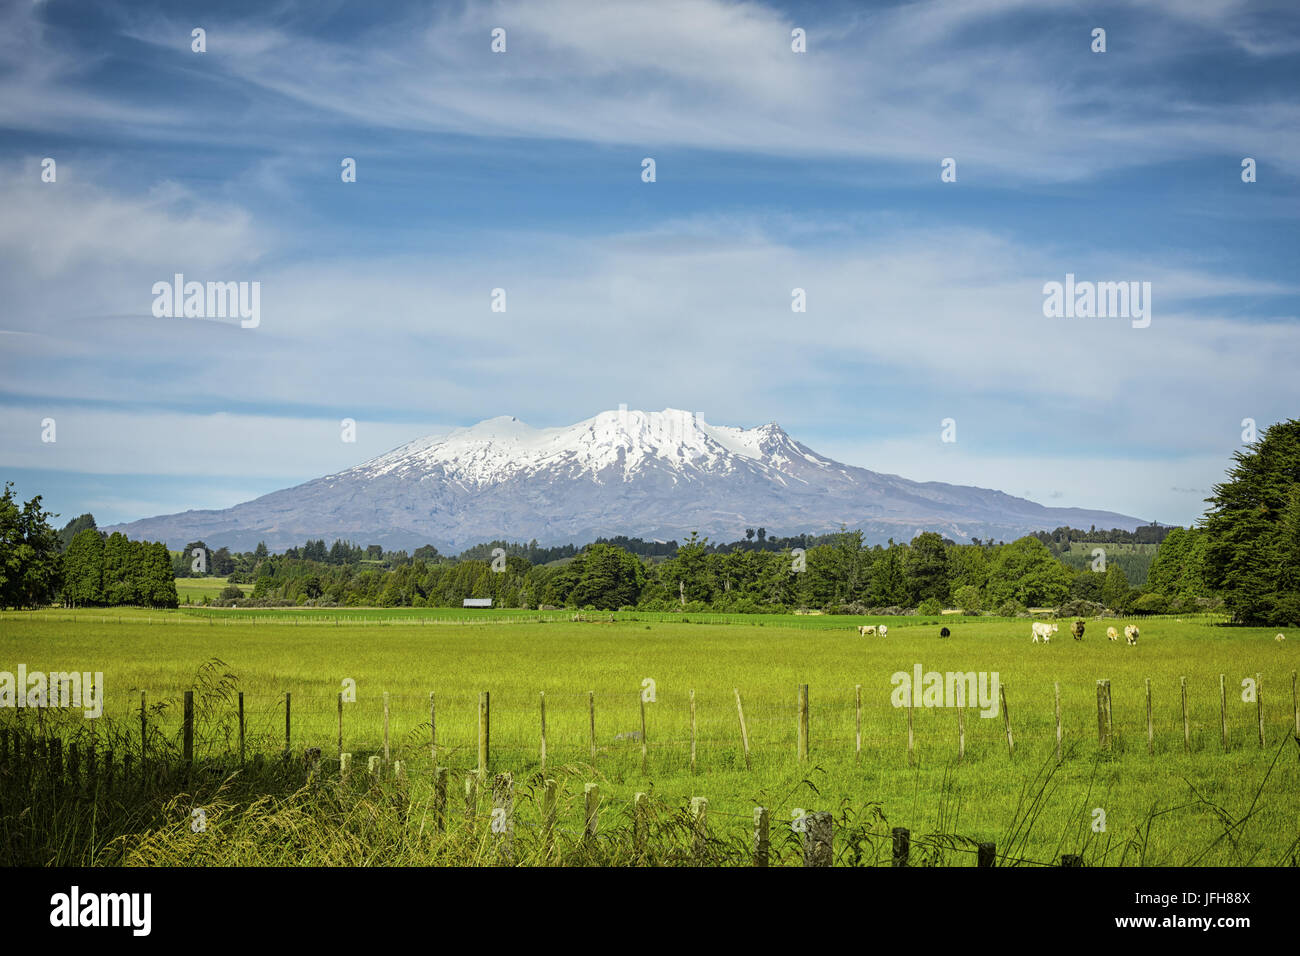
174, 577, 244, 604
1, 608, 1296, 865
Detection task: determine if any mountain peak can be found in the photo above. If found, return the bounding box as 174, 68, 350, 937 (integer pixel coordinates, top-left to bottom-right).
105, 407, 1151, 551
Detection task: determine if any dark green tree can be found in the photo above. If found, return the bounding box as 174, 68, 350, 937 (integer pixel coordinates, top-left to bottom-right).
1203, 419, 1300, 624
61, 527, 105, 606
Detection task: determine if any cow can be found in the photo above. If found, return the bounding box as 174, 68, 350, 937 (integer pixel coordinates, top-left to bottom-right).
1276, 633, 1286, 643
1070, 620, 1085, 641
939, 627, 951, 638
858, 625, 877, 637
878, 625, 888, 638
1124, 624, 1140, 646
1106, 626, 1119, 641
1031, 621, 1058, 643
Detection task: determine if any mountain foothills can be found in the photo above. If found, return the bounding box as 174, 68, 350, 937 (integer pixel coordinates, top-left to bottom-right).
1, 418, 1297, 625
105, 409, 1149, 552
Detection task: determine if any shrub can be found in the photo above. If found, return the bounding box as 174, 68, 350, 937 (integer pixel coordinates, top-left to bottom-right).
1133, 592, 1170, 615
952, 585, 982, 615
916, 597, 943, 616
997, 598, 1027, 618
1055, 599, 1104, 618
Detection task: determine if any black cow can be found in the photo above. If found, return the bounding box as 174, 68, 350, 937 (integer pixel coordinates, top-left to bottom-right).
939, 627, 951, 638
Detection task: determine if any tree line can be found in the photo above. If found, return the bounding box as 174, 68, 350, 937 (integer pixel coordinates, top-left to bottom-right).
0, 487, 177, 609
2, 418, 1295, 622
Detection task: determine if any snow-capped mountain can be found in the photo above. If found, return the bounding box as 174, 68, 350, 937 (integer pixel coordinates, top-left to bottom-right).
106, 408, 1149, 551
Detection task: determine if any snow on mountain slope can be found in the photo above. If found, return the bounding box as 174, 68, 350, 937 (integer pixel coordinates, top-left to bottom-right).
105, 408, 1152, 551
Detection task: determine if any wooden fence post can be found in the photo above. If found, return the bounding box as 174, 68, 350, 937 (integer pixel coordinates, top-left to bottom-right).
735, 688, 751, 770
1146, 678, 1154, 755
978, 842, 996, 867
588, 691, 596, 761
803, 811, 833, 867
1293, 671, 1298, 735
1219, 674, 1227, 751
539, 692, 547, 775
634, 791, 648, 857
284, 692, 292, 757
182, 690, 194, 765
957, 680, 966, 763
429, 692, 436, 765
139, 691, 147, 786
1256, 673, 1265, 748
1181, 677, 1190, 753
382, 691, 391, 766
493, 772, 514, 862
906, 692, 914, 766
337, 692, 343, 758
433, 766, 448, 831
238, 691, 245, 766
690, 796, 708, 863
478, 691, 490, 778
892, 827, 910, 867
639, 691, 649, 774
1054, 681, 1062, 762
583, 782, 599, 844
464, 772, 478, 825
689, 689, 697, 774
542, 778, 558, 853
48, 738, 62, 790
1001, 683, 1014, 757
798, 684, 810, 762
753, 807, 770, 867
855, 684, 863, 763
1096, 680, 1111, 750
67, 742, 80, 792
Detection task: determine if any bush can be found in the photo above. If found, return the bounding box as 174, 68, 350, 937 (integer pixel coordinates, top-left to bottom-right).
952, 585, 982, 615
916, 597, 943, 616
997, 598, 1027, 618
832, 602, 869, 615
1133, 592, 1170, 615
218, 585, 244, 601
1055, 599, 1104, 618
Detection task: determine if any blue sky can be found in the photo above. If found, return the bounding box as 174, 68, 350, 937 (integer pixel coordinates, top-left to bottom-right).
1, 0, 1298, 532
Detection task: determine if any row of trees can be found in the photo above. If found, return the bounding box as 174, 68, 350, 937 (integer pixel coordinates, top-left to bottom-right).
231, 529, 1154, 615
0, 488, 177, 610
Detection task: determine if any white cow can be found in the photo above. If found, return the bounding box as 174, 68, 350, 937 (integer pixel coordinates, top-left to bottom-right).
1124, 624, 1140, 646
1106, 626, 1119, 641
1031, 622, 1058, 643
858, 625, 877, 637
878, 625, 888, 638
1275, 632, 1286, 643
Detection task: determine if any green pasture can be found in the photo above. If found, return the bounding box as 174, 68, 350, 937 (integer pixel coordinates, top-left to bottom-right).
0, 609, 1295, 865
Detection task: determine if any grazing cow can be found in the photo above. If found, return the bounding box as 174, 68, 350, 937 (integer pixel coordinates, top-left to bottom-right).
858, 625, 877, 637
878, 625, 888, 638
1276, 633, 1286, 643
939, 627, 951, 638
1031, 621, 1058, 643
1071, 620, 1085, 641
1106, 627, 1119, 641
1124, 624, 1139, 646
